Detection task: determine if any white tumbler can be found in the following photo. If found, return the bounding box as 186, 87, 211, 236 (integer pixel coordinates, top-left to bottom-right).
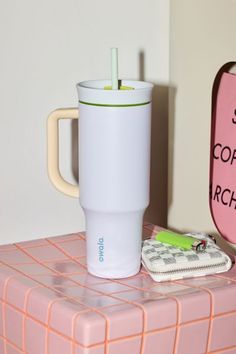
47, 80, 153, 278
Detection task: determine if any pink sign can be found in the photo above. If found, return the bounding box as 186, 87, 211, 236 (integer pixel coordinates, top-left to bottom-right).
210, 70, 236, 244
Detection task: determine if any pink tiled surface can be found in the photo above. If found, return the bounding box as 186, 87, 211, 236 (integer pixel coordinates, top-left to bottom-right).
0, 223, 235, 354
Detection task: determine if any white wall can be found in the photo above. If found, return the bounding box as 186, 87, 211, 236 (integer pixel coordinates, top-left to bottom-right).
0, 0, 169, 243
169, 0, 236, 244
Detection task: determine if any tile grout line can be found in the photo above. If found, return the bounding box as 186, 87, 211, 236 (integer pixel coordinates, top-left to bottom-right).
0, 228, 234, 353
1, 292, 236, 351
173, 279, 215, 353
0, 334, 25, 353
45, 238, 146, 354
22, 285, 41, 353
44, 238, 111, 354
13, 243, 111, 354
2, 274, 17, 354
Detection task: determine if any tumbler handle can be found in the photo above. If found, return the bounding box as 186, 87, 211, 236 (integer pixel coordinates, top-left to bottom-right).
47, 108, 79, 197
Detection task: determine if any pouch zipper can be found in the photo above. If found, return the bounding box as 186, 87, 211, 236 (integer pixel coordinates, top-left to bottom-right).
143, 259, 228, 276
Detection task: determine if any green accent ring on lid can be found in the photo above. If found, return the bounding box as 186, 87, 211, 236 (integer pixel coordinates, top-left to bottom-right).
79, 100, 150, 108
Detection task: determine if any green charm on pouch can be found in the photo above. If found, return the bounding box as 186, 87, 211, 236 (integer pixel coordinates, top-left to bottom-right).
155, 231, 207, 252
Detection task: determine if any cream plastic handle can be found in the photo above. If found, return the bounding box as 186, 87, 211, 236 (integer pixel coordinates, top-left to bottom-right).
47, 108, 79, 197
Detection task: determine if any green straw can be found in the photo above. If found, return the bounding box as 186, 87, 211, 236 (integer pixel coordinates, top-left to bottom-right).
111, 48, 118, 90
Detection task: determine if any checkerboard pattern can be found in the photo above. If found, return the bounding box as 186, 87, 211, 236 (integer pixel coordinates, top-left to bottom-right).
142, 235, 232, 282
0, 223, 235, 354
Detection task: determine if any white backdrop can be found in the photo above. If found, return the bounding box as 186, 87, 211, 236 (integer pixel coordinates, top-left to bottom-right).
0, 0, 169, 243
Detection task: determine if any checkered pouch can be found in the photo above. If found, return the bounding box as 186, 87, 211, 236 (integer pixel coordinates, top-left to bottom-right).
142, 233, 232, 282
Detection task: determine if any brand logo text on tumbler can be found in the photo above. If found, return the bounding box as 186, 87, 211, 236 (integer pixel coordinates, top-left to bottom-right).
97, 238, 104, 262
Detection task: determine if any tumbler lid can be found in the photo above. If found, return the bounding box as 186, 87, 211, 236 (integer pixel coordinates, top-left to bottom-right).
77, 80, 153, 106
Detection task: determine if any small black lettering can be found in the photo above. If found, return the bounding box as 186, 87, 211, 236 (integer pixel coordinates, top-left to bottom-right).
221, 146, 231, 163
213, 143, 221, 159
233, 109, 236, 124
221, 189, 231, 206
212, 184, 236, 211
214, 185, 221, 202
229, 191, 236, 209
231, 149, 236, 165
